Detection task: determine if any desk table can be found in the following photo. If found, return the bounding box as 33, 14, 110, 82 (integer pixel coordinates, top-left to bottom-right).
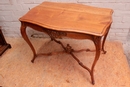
19, 2, 113, 85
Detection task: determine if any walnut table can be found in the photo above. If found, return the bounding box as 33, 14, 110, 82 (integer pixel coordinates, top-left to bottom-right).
19, 2, 113, 85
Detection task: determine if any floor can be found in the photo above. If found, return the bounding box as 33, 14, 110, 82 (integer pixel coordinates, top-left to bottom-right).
0, 38, 130, 87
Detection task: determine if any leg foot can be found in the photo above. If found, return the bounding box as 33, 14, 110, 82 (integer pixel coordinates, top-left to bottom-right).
31, 59, 35, 63
92, 81, 95, 85
31, 55, 37, 63
102, 50, 107, 54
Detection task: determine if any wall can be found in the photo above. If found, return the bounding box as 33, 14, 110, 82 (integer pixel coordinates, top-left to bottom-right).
0, 0, 130, 43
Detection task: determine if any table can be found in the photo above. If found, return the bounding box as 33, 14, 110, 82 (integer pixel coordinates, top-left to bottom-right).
19, 1, 113, 85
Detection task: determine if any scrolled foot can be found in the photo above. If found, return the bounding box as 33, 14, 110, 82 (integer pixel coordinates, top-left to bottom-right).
31, 59, 35, 63
102, 50, 107, 54
92, 81, 95, 85
31, 55, 37, 63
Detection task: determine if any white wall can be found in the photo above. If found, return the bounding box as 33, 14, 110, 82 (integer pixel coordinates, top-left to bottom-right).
0, 0, 130, 43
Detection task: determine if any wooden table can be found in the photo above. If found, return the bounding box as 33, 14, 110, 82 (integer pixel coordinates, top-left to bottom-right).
19, 2, 113, 85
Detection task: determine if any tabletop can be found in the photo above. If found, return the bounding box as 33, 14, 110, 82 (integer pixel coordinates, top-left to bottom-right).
19, 1, 113, 36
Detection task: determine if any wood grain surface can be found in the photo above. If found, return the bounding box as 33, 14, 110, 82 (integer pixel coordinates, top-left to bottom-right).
19, 2, 113, 36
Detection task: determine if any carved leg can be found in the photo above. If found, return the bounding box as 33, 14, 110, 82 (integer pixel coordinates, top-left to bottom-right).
102, 32, 108, 54
90, 36, 101, 85
20, 22, 37, 63
102, 25, 111, 54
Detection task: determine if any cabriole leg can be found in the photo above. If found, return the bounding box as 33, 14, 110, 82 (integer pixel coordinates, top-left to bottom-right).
102, 32, 108, 54
90, 36, 101, 84
102, 25, 111, 54
20, 22, 37, 63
